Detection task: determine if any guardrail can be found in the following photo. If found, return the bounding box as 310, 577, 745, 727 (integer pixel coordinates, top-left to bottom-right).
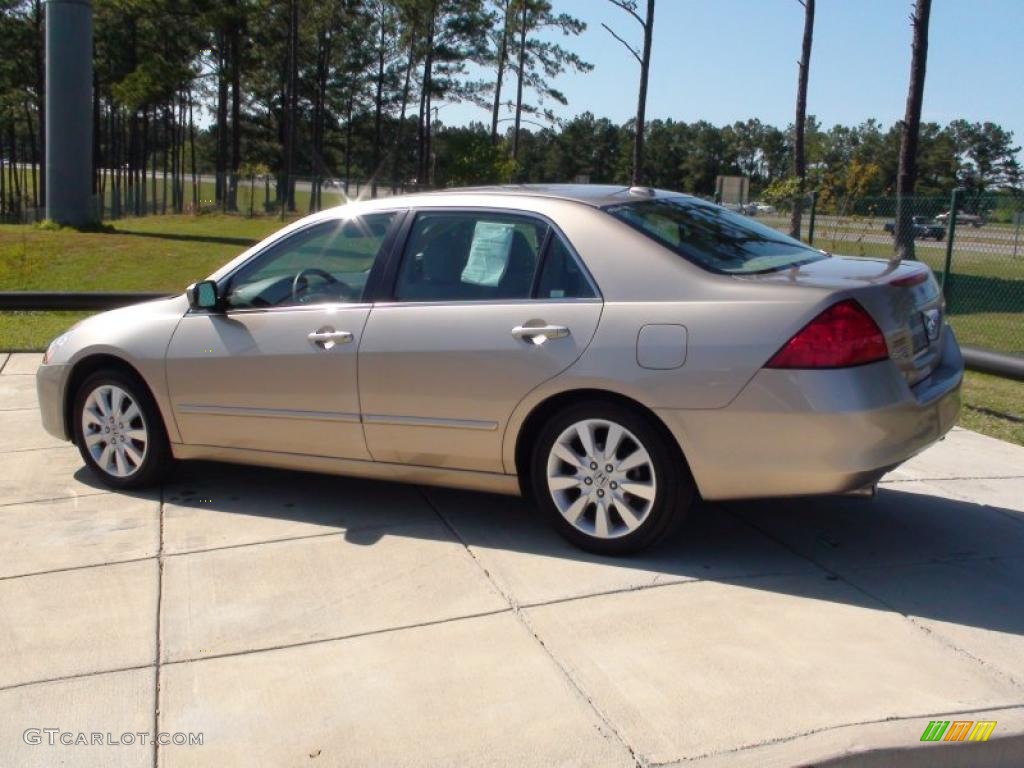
961, 347, 1024, 382
1, 291, 1022, 381
0, 292, 172, 311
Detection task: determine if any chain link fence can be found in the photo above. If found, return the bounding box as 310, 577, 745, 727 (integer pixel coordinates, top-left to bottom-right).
757, 192, 1024, 357
91, 172, 429, 220
0, 171, 428, 225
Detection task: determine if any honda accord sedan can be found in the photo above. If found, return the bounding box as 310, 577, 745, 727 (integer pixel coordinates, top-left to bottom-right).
37, 185, 963, 554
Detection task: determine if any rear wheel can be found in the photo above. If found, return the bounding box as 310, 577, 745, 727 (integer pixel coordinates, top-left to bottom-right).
73, 370, 171, 489
530, 401, 694, 555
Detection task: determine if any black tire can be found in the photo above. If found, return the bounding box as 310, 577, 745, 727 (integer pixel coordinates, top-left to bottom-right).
73, 369, 172, 490
529, 400, 695, 555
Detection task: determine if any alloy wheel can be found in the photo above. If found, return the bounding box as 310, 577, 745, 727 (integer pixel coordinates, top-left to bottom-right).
81, 384, 149, 478
545, 418, 657, 540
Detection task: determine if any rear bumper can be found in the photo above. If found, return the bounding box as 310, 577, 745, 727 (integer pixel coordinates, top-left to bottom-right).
36, 362, 71, 442
656, 330, 963, 500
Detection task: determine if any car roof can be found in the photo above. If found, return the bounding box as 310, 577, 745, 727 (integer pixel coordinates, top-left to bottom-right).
345, 184, 696, 211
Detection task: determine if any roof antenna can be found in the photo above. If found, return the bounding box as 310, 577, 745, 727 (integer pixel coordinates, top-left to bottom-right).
628, 186, 656, 197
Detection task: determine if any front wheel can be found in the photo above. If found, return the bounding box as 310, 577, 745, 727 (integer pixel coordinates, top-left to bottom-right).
530, 401, 694, 555
73, 370, 171, 490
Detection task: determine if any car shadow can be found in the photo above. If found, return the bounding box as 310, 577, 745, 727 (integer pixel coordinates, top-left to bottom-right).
115, 459, 1024, 639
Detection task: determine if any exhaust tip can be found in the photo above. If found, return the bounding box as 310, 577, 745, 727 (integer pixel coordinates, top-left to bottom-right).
843, 484, 878, 500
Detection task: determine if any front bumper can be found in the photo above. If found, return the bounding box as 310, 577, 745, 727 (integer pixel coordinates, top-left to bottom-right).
656, 331, 963, 501
36, 362, 72, 441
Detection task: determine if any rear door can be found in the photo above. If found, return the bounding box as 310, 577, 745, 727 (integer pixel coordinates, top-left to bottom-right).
358, 209, 602, 473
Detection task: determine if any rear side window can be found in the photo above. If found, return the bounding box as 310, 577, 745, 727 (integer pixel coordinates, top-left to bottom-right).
395, 212, 548, 301
605, 196, 826, 274
536, 236, 597, 299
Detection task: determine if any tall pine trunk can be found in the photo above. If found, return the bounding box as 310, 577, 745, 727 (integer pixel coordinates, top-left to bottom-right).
93, 73, 101, 207
0, 131, 5, 218
632, 0, 655, 185
392, 28, 418, 187
142, 107, 150, 214
11, 127, 22, 216
490, 0, 512, 144
310, 26, 329, 212
159, 103, 167, 214
111, 106, 120, 218
344, 95, 354, 190
169, 101, 179, 212
789, 0, 814, 239
216, 30, 229, 206
511, 0, 527, 162
188, 90, 198, 211
23, 100, 38, 210
417, 3, 436, 185
229, 8, 242, 210
372, 19, 386, 197
33, 0, 45, 210
283, 0, 298, 211
1, 128, 6, 218
894, 0, 932, 263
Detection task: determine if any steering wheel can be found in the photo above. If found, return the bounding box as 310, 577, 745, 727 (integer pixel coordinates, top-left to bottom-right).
291, 268, 352, 303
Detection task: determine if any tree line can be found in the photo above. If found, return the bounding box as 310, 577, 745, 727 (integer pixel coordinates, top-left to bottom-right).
0, 0, 1020, 222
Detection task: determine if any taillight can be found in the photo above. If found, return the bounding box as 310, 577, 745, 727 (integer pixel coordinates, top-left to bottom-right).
766, 299, 888, 369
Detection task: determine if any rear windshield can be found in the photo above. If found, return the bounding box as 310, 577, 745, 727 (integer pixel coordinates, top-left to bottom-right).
604, 196, 827, 274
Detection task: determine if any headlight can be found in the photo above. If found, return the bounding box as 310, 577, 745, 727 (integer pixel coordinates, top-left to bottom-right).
42, 330, 74, 365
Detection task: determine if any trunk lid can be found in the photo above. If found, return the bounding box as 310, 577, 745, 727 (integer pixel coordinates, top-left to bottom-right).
742, 255, 946, 384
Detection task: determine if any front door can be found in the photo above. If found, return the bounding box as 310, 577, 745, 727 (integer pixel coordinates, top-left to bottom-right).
358, 210, 602, 473
166, 212, 401, 459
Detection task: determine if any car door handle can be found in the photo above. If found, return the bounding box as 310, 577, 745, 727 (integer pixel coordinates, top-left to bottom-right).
511, 324, 571, 345
307, 329, 353, 349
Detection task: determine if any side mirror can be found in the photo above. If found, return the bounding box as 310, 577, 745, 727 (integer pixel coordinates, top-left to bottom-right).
186, 280, 221, 312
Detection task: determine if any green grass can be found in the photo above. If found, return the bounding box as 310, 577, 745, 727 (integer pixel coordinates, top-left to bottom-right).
959, 371, 1024, 446
1, 214, 287, 350
0, 214, 285, 293
0, 310, 91, 350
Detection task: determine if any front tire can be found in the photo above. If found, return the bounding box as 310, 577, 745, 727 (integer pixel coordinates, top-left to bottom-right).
73, 369, 171, 490
530, 401, 694, 555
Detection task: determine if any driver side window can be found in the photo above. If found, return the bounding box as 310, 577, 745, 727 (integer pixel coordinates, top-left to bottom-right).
226, 213, 398, 309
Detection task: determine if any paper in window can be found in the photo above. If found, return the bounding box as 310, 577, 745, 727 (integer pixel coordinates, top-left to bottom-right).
462, 221, 515, 287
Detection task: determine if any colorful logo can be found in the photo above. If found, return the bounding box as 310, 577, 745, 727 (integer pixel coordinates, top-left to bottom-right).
920, 720, 997, 742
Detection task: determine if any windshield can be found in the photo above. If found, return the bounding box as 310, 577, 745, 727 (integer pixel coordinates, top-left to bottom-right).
604, 196, 827, 274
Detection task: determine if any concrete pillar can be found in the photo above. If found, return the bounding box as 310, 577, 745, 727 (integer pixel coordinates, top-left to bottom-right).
45, 0, 94, 226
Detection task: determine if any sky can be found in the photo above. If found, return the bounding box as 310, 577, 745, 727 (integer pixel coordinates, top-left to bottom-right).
440, 0, 1024, 144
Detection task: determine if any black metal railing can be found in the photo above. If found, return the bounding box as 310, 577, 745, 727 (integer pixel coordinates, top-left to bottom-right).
0, 292, 172, 311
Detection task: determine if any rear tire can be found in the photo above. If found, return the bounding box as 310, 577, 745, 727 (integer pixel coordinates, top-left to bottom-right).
73, 369, 171, 490
530, 400, 694, 555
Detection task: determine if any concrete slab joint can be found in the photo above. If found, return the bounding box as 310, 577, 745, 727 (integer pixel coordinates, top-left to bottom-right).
1, 353, 1023, 766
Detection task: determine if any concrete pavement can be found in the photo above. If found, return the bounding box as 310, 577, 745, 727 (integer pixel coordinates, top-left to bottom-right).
1, 352, 1023, 767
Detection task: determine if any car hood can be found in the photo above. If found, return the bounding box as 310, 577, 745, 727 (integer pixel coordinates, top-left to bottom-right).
51, 294, 190, 367
75, 293, 189, 332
